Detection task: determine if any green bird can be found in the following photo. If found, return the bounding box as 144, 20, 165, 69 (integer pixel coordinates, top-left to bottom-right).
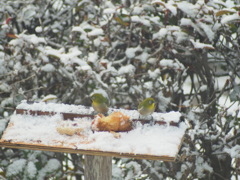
90, 93, 109, 114
138, 98, 156, 116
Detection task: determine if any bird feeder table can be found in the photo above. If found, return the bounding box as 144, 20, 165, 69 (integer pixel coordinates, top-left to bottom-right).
0, 101, 187, 180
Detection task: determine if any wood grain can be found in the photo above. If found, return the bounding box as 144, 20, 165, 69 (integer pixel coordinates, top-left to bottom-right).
84, 155, 112, 180
15, 109, 179, 127
0, 141, 176, 161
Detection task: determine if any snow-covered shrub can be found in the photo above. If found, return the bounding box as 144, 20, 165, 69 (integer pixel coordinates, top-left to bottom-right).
1, 0, 240, 179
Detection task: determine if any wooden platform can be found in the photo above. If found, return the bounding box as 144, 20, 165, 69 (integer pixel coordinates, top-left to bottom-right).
0, 102, 186, 161
0, 141, 177, 161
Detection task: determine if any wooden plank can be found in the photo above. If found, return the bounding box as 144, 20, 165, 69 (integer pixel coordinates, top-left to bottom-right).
1, 105, 185, 161
0, 141, 176, 161
15, 109, 179, 127
84, 155, 112, 180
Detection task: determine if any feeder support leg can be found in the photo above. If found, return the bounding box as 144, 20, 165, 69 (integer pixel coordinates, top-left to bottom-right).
84, 155, 112, 180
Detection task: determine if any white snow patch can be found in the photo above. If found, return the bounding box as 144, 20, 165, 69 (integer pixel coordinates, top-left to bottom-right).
224, 145, 240, 158
153, 28, 167, 39
147, 58, 158, 65
9, 34, 46, 46
103, 8, 115, 14
38, 159, 61, 179
88, 52, 98, 63
136, 51, 149, 63
131, 16, 150, 26
159, 59, 185, 70
125, 46, 142, 58
88, 28, 104, 36
148, 69, 160, 79
132, 6, 144, 15
35, 26, 43, 33
199, 85, 207, 92
198, 22, 215, 41
221, 13, 240, 24
190, 39, 214, 49
118, 64, 136, 76
6, 159, 27, 177
26, 161, 37, 178
41, 63, 55, 72
152, 0, 177, 15
177, 1, 198, 17
17, 100, 93, 114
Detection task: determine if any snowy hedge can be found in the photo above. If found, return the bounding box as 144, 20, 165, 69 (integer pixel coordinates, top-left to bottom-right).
1, 0, 240, 179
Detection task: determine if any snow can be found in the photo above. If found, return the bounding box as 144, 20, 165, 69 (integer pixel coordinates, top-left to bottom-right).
16, 101, 182, 123
41, 63, 55, 72
159, 59, 185, 70
149, 16, 161, 25
190, 39, 214, 49
148, 69, 160, 79
153, 28, 167, 39
125, 46, 142, 59
43, 46, 84, 66
0, 83, 11, 93
35, 26, 43, 33
9, 34, 46, 46
38, 159, 61, 179
195, 156, 213, 178
221, 13, 240, 24
199, 85, 207, 92
26, 161, 37, 178
1, 102, 186, 158
6, 159, 27, 177
151, 0, 177, 16
132, 6, 143, 15
103, 8, 115, 14
131, 16, 151, 26
118, 64, 136, 76
180, 18, 192, 26
88, 52, 98, 63
17, 100, 94, 115
88, 28, 104, 37
136, 51, 149, 63
197, 22, 215, 41
147, 58, 158, 65
177, 1, 198, 18
224, 145, 240, 158
72, 23, 104, 37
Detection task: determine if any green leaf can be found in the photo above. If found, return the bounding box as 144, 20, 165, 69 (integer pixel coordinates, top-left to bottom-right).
215, 10, 235, 17
230, 85, 240, 102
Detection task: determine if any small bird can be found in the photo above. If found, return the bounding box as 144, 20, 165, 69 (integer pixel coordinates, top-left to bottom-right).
138, 98, 156, 116
90, 93, 109, 114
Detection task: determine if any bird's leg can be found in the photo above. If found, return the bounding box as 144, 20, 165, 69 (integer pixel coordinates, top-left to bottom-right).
91, 110, 96, 116
150, 115, 155, 126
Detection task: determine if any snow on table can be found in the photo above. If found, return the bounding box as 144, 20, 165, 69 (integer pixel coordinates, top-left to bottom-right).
0, 101, 187, 161
16, 100, 182, 123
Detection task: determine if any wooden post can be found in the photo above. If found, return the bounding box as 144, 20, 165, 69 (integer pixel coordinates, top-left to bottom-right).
84, 155, 112, 180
